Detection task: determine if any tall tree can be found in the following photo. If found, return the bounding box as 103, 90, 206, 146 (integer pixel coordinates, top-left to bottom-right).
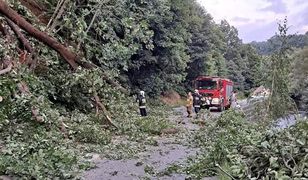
220, 20, 246, 91
185, 2, 227, 87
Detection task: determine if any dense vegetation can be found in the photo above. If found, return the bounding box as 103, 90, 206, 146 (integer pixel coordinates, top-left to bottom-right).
251, 28, 308, 112
251, 32, 308, 55
180, 110, 308, 179
291, 47, 308, 110
0, 0, 307, 179
167, 23, 308, 179
5, 0, 262, 95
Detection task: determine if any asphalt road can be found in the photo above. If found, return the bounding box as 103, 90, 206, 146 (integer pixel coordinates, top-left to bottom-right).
83, 106, 217, 180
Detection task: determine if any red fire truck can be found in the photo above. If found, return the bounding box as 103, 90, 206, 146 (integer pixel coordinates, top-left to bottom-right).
194, 76, 233, 111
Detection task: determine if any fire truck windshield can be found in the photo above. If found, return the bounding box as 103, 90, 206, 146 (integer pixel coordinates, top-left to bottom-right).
197, 80, 217, 90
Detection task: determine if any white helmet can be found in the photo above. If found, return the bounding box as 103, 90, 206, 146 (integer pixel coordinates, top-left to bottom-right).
194, 89, 199, 94
140, 91, 145, 96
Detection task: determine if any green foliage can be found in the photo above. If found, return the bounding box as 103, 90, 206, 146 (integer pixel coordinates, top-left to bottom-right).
185, 4, 227, 85
239, 120, 308, 179
184, 110, 262, 178
52, 0, 262, 96
251, 32, 308, 55
134, 116, 171, 135
267, 19, 296, 119
114, 101, 173, 141
70, 114, 112, 145
0, 65, 173, 178
126, 0, 191, 96
0, 68, 90, 178
0, 0, 278, 179
290, 47, 308, 110
180, 110, 308, 179
0, 129, 90, 179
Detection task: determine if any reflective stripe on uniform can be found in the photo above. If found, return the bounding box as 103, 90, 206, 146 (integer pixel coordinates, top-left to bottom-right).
139, 106, 146, 108
194, 105, 200, 108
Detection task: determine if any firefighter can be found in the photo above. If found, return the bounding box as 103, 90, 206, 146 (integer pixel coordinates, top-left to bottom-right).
136, 90, 147, 116
186, 92, 193, 118
193, 89, 202, 117
231, 90, 240, 108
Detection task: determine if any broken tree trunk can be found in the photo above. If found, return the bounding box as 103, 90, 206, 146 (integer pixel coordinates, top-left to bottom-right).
0, 0, 78, 69
93, 91, 118, 129
6, 18, 33, 53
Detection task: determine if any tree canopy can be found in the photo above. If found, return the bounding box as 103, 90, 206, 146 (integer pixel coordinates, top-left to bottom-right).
2, 0, 303, 179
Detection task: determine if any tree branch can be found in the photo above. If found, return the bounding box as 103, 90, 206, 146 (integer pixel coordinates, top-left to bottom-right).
77, 7, 100, 50
75, 59, 129, 94
0, 0, 79, 69
6, 18, 33, 53
93, 91, 118, 129
0, 60, 12, 75
215, 163, 236, 180
49, 0, 69, 30
18, 0, 49, 24
46, 0, 64, 29
0, 0, 129, 94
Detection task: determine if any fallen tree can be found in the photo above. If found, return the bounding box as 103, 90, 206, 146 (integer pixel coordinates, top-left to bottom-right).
0, 0, 130, 129
0, 0, 129, 94
0, 0, 78, 69
5, 18, 33, 53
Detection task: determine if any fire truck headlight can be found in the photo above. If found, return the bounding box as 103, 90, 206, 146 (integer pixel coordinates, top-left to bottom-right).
211, 98, 220, 104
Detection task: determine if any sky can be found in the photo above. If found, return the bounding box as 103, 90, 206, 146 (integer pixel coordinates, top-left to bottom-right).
197, 0, 308, 43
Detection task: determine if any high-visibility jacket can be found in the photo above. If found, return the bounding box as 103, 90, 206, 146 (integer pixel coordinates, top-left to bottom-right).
186, 95, 193, 107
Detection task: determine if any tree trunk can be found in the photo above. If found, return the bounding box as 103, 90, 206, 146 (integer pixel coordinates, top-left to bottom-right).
0, 0, 78, 69
6, 18, 33, 53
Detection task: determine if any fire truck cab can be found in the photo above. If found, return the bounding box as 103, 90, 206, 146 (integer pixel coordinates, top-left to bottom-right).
194, 76, 233, 111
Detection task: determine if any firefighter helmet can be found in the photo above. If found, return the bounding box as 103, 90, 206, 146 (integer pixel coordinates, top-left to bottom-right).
140, 90, 145, 97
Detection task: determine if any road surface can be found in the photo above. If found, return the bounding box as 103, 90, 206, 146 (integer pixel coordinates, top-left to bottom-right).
83, 106, 218, 180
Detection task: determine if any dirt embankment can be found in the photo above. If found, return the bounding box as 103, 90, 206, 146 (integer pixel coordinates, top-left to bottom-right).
160, 90, 185, 106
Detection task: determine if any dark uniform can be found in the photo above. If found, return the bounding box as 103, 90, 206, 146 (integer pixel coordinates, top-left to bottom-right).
136, 94, 147, 116
201, 96, 211, 110
193, 93, 202, 115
